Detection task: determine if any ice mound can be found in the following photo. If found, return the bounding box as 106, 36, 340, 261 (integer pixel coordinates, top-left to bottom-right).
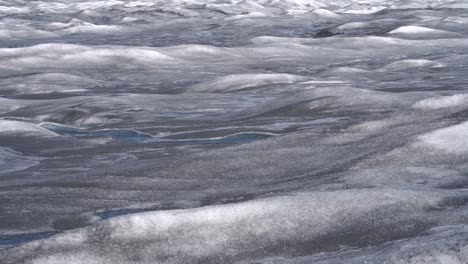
162, 44, 235, 59
0, 189, 444, 264
59, 23, 125, 35
0, 5, 29, 15
379, 59, 445, 71
0, 29, 57, 40
412, 94, 468, 110
324, 66, 369, 75
388, 26, 463, 38
0, 120, 57, 136
187, 73, 309, 93
0, 44, 177, 70
310, 9, 343, 19
389, 26, 447, 35
418, 121, 468, 154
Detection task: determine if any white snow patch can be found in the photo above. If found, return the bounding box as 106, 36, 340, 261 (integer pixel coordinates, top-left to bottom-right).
0, 120, 58, 136
418, 121, 468, 154
0, 44, 178, 69
388, 26, 462, 37
412, 94, 468, 110
312, 8, 343, 19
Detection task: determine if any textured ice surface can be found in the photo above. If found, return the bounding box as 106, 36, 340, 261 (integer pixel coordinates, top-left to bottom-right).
1, 0, 468, 263
418, 121, 468, 154
0, 120, 57, 136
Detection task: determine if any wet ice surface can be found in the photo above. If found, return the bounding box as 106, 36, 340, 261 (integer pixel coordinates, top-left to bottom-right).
1, 0, 468, 263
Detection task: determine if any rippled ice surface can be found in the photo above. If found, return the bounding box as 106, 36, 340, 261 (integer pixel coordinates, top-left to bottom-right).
1, 0, 468, 263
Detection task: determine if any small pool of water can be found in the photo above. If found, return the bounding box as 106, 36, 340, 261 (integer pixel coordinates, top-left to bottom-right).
0, 231, 59, 250
41, 123, 153, 143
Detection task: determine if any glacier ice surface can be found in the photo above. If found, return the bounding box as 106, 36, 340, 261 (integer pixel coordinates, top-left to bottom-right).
0, 0, 468, 263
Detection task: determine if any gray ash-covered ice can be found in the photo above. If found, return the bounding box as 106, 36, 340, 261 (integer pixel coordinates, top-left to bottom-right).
1, 0, 468, 263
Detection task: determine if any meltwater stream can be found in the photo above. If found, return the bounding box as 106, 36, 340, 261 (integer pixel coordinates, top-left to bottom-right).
1, 1, 468, 263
